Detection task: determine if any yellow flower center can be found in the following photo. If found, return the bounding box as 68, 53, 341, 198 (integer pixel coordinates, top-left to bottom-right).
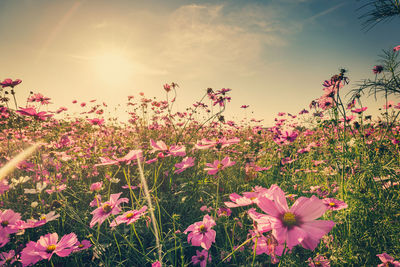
315, 261, 322, 266
41, 216, 46, 220
329, 202, 336, 207
46, 244, 56, 253
102, 204, 112, 213
126, 213, 134, 219
1, 221, 9, 227
199, 224, 207, 233
217, 164, 223, 169
78, 244, 84, 248
282, 212, 297, 227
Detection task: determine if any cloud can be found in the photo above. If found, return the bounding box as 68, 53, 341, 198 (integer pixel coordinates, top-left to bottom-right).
158, 3, 299, 78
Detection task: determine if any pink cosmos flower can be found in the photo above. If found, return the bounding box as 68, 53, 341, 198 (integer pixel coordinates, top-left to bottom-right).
16, 107, 53, 121
184, 215, 216, 250
90, 192, 129, 228
110, 206, 147, 227
249, 230, 283, 263
95, 149, 143, 166
322, 198, 348, 211
204, 156, 235, 175
307, 255, 331, 267
256, 185, 335, 250
217, 207, 231, 217
191, 249, 211, 267
0, 78, 22, 88
20, 241, 42, 266
90, 182, 103, 191
150, 139, 186, 157
28, 233, 77, 263
377, 253, 400, 267
0, 180, 9, 194
0, 249, 16, 265
351, 107, 367, 114
45, 184, 67, 194
152, 261, 162, 267
195, 137, 240, 150
174, 157, 195, 173
73, 240, 92, 252
28, 93, 51, 104
394, 45, 400, 52
0, 209, 21, 235
88, 118, 104, 126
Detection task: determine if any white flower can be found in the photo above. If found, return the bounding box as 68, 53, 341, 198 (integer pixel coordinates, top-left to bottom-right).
10, 175, 31, 189
24, 181, 48, 194
31, 201, 39, 208
110, 178, 120, 184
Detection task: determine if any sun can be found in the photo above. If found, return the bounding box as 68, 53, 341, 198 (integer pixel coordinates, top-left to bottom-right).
92, 50, 134, 85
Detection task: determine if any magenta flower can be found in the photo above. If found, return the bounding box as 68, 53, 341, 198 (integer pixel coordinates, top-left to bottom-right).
351, 107, 367, 114
35, 233, 77, 260
0, 250, 16, 265
73, 240, 92, 252
373, 65, 384, 74
88, 118, 104, 126
152, 260, 162, 267
0, 78, 21, 88
394, 45, 400, 52
150, 139, 186, 157
307, 255, 331, 267
16, 107, 53, 121
110, 206, 147, 227
28, 93, 51, 104
90, 182, 103, 191
90, 192, 129, 228
95, 149, 143, 166
377, 253, 400, 267
20, 241, 42, 266
0, 209, 21, 235
322, 198, 348, 211
191, 249, 211, 267
174, 157, 195, 174
21, 233, 78, 265
204, 156, 235, 175
184, 215, 216, 250
195, 137, 239, 150
256, 185, 335, 250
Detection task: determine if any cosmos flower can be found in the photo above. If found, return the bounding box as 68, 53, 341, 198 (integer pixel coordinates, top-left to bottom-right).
16, 107, 53, 121
191, 249, 211, 267
174, 157, 195, 174
256, 185, 335, 250
73, 240, 92, 252
322, 198, 348, 211
109, 206, 147, 227
377, 253, 400, 267
393, 45, 400, 52
0, 78, 22, 88
184, 215, 216, 250
20, 232, 78, 265
90, 193, 129, 228
204, 156, 235, 175
307, 255, 331, 267
0, 250, 16, 265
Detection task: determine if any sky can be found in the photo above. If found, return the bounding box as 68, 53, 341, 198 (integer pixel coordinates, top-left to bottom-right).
0, 0, 399, 126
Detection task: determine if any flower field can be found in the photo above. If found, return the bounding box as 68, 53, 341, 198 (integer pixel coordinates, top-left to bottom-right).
0, 49, 400, 266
